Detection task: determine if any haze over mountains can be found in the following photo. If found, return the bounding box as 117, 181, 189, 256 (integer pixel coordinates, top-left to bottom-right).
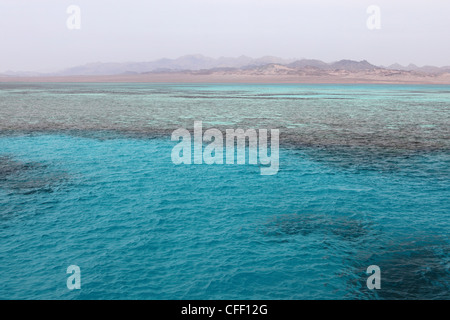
2, 54, 450, 77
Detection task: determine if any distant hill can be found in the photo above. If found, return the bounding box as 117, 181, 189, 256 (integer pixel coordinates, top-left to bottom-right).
287, 59, 329, 69
3, 55, 450, 77
330, 59, 379, 71
387, 63, 450, 74
52, 55, 296, 76
56, 57, 383, 76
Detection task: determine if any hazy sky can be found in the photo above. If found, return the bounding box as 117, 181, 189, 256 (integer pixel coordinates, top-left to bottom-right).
1, 0, 449, 72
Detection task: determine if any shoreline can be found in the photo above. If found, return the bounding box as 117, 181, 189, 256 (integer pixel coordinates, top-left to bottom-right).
1, 73, 450, 84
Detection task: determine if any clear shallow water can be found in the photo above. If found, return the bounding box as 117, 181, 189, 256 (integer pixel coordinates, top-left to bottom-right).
1, 83, 449, 151
0, 83, 449, 299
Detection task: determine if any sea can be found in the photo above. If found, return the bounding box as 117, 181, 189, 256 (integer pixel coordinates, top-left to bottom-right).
0, 83, 449, 299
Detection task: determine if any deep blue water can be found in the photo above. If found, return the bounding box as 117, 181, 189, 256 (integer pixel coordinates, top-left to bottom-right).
0, 83, 449, 299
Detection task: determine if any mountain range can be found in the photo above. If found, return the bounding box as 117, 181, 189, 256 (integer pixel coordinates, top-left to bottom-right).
2, 54, 450, 77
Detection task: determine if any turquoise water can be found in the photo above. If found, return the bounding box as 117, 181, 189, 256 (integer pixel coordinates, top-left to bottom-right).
0, 83, 449, 299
